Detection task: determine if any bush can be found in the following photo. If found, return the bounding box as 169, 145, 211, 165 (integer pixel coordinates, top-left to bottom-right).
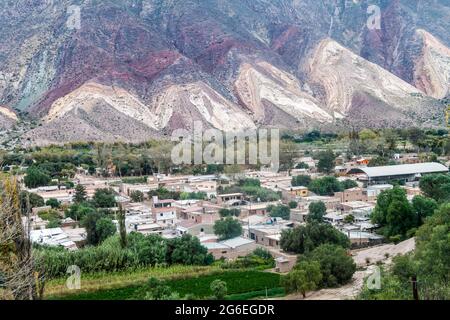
24, 167, 51, 188
305, 244, 356, 287
280, 222, 350, 254
214, 217, 242, 240
210, 280, 227, 299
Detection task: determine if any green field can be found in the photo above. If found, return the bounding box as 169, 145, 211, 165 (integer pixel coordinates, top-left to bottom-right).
47, 270, 284, 300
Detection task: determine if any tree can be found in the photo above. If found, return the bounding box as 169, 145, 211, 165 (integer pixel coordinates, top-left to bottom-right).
279, 140, 299, 171
295, 162, 309, 169
292, 175, 312, 187
340, 179, 358, 190
219, 208, 240, 217
65, 203, 95, 221
343, 214, 355, 224
73, 184, 87, 203
280, 222, 350, 254
372, 187, 417, 238
130, 190, 144, 203
317, 150, 336, 174
308, 201, 326, 223
308, 176, 342, 196
145, 277, 178, 300
268, 204, 290, 220
81, 211, 106, 245
210, 279, 227, 300
288, 201, 298, 209
412, 195, 438, 225
95, 217, 116, 244
282, 260, 322, 298
93, 188, 116, 208
214, 217, 242, 240
166, 234, 213, 265
24, 167, 51, 188
414, 203, 450, 298
306, 244, 356, 287
419, 174, 450, 203
19, 191, 44, 214
118, 204, 127, 249
1, 178, 43, 300
45, 198, 60, 209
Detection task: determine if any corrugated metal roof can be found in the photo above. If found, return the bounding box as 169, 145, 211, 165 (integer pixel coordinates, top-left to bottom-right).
352, 162, 448, 178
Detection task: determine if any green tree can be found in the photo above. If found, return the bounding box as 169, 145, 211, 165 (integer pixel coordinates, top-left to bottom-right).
306, 244, 356, 287
343, 214, 355, 224
118, 204, 127, 249
308, 201, 327, 223
65, 203, 95, 221
214, 217, 243, 240
45, 198, 60, 209
280, 222, 350, 254
130, 190, 144, 203
282, 260, 322, 298
93, 188, 117, 208
82, 211, 105, 245
372, 187, 417, 238
210, 279, 227, 300
24, 167, 51, 188
317, 150, 336, 174
74, 184, 87, 203
340, 179, 358, 190
19, 191, 45, 214
288, 201, 298, 209
419, 174, 450, 202
412, 195, 438, 225
145, 277, 178, 300
166, 234, 213, 265
95, 217, 116, 244
268, 204, 290, 220
219, 208, 241, 217
292, 175, 312, 187
308, 176, 342, 196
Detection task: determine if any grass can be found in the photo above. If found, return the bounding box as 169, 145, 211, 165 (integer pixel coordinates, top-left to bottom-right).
46, 270, 283, 300
44, 265, 221, 298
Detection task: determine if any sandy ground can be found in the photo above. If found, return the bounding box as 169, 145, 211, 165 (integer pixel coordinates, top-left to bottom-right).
274, 238, 416, 300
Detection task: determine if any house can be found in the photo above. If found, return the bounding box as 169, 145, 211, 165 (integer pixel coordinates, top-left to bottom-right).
334, 188, 368, 203
203, 236, 257, 259
29, 227, 86, 250
217, 193, 244, 205
243, 218, 294, 249
289, 209, 309, 223
280, 186, 309, 198
298, 196, 341, 211
151, 198, 177, 226
239, 202, 278, 217
275, 256, 297, 273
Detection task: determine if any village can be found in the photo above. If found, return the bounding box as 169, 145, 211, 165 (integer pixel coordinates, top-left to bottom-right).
18, 150, 449, 275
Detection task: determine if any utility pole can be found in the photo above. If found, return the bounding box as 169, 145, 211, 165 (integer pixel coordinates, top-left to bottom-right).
411, 276, 419, 300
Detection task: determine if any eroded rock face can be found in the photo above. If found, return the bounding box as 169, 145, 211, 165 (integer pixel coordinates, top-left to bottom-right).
308, 39, 425, 116
413, 30, 450, 100
0, 0, 448, 144
235, 62, 333, 124
0, 106, 18, 130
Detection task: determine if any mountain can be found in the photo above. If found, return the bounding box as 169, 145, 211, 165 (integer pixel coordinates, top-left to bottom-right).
0, 106, 18, 129
0, 0, 449, 144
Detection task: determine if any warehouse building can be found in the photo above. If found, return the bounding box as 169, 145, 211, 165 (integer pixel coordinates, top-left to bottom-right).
347, 162, 448, 186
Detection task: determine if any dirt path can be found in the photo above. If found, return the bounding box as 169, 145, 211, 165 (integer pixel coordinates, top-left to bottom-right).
274, 238, 416, 300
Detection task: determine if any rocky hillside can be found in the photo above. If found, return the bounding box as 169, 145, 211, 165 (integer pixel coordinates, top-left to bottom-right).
0, 0, 449, 144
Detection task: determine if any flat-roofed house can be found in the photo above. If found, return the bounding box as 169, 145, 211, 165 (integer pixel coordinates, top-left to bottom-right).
217, 193, 244, 205
204, 237, 257, 259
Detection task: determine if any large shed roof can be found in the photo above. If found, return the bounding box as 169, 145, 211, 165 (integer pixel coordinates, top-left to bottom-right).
348, 162, 448, 178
